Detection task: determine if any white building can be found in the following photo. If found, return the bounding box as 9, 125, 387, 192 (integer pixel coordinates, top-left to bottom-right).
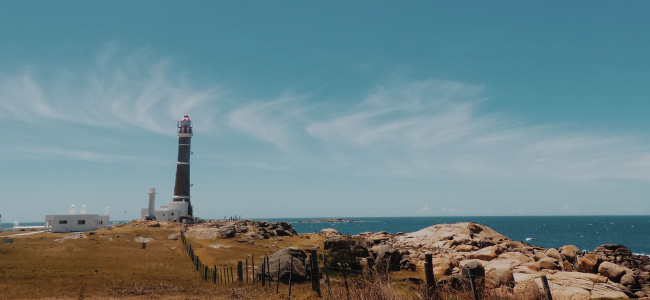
140, 201, 189, 221
45, 214, 110, 233
140, 187, 190, 221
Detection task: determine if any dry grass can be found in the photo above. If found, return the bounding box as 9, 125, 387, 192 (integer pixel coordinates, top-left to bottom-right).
0, 225, 608, 300
0, 224, 329, 299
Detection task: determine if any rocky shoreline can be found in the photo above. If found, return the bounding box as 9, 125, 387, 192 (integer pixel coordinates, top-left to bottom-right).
179, 219, 649, 300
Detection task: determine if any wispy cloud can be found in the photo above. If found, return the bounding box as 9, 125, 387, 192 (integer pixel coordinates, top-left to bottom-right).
0, 44, 220, 136
305, 79, 650, 181
2, 47, 649, 183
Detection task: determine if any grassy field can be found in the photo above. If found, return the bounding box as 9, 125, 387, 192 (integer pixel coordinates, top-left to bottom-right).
1, 224, 624, 300
0, 223, 365, 299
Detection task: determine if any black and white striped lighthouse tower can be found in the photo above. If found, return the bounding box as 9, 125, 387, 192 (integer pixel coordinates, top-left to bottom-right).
174, 115, 193, 216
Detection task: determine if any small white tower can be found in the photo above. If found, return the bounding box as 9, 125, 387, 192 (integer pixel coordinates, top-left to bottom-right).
147, 187, 157, 219
69, 204, 76, 215
81, 205, 87, 215
106, 206, 110, 216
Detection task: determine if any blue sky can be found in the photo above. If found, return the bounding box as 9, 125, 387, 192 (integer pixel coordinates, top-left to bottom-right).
1, 2, 650, 222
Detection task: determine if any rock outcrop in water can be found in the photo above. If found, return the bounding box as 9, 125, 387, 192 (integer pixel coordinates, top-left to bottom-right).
319, 222, 650, 300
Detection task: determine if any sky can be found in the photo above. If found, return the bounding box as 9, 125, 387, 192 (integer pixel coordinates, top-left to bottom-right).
1, 1, 650, 222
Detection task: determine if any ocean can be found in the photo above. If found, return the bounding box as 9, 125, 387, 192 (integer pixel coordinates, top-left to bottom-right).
4, 216, 649, 255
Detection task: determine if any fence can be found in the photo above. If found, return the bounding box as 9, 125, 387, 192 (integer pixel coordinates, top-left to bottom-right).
179, 231, 557, 299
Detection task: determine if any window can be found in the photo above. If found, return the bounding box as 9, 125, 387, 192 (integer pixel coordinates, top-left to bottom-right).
78, 220, 86, 225
58, 220, 67, 224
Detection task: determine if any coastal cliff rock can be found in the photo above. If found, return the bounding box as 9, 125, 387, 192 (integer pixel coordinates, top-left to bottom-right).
380, 222, 649, 299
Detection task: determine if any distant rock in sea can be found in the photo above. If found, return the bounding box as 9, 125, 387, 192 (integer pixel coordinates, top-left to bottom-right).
297, 218, 359, 223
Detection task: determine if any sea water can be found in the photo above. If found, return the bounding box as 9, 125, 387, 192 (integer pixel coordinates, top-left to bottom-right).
5, 216, 648, 255
263, 216, 650, 255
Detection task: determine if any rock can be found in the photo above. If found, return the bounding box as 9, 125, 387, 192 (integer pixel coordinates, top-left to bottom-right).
277, 222, 290, 230
400, 257, 417, 271
485, 268, 514, 288
432, 258, 456, 275
219, 226, 236, 238
577, 253, 602, 273
562, 260, 573, 272
258, 220, 270, 228
368, 231, 393, 244
498, 251, 531, 263
560, 245, 580, 263
320, 228, 339, 237
461, 260, 485, 278
258, 248, 308, 283
533, 252, 548, 262
620, 273, 637, 287
402, 277, 423, 284
393, 222, 510, 250
275, 229, 291, 236
324, 237, 348, 251
544, 248, 563, 264
537, 257, 560, 270
466, 246, 502, 261
375, 244, 402, 271
167, 234, 178, 240
598, 261, 626, 282
455, 244, 475, 252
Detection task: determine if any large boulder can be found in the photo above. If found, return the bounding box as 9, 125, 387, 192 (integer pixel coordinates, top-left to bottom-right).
466, 246, 502, 261
544, 248, 564, 264
560, 245, 580, 263
461, 260, 485, 278
393, 222, 510, 250
218, 226, 236, 238
537, 257, 560, 270
598, 261, 626, 282
432, 257, 457, 276
485, 268, 514, 288
320, 228, 339, 237
257, 248, 308, 283
577, 253, 602, 273
375, 244, 402, 272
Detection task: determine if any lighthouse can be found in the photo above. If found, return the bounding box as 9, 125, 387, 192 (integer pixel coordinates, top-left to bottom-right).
174, 115, 193, 216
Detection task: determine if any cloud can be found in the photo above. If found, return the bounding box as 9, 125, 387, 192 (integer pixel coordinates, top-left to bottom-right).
228, 97, 305, 150
2, 47, 650, 183
420, 204, 430, 212
0, 44, 220, 136
304, 79, 650, 182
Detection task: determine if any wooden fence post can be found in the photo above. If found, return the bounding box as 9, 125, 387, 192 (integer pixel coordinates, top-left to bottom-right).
276, 258, 281, 293
213, 265, 217, 283
267, 256, 271, 287
311, 250, 321, 297
238, 261, 243, 282
246, 258, 249, 283
424, 253, 436, 289
252, 257, 255, 284
261, 260, 266, 286
342, 264, 351, 300
289, 256, 293, 297
541, 275, 554, 300
230, 266, 234, 283
466, 267, 479, 300
324, 255, 331, 298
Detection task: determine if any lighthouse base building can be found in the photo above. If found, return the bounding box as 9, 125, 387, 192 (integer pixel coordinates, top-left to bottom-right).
140, 201, 189, 221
